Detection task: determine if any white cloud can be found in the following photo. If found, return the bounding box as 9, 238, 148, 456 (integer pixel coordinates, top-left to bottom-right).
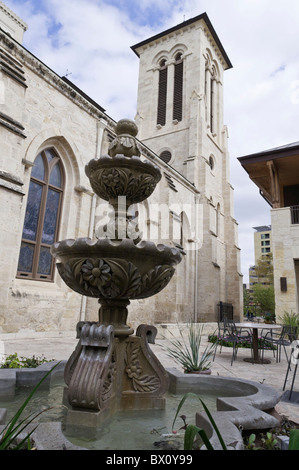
3, 0, 299, 283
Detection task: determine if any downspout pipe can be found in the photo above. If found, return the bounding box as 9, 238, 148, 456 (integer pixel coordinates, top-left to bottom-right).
194, 194, 201, 322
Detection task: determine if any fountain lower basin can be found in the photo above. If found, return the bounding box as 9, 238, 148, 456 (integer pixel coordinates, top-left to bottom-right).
0, 362, 281, 450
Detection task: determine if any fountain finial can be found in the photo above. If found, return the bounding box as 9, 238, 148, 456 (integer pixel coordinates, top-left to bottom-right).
108, 118, 141, 158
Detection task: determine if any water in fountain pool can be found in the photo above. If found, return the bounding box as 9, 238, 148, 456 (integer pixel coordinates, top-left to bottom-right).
0, 377, 67, 424
0, 378, 218, 450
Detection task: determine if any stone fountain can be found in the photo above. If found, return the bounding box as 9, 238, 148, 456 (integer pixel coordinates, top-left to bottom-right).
51, 119, 182, 425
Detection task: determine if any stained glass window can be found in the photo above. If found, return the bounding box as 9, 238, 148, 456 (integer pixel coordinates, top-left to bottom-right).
49, 162, 62, 187
45, 149, 55, 162
42, 189, 60, 245
17, 148, 64, 281
22, 182, 43, 241
37, 247, 52, 275
18, 243, 35, 273
31, 153, 45, 180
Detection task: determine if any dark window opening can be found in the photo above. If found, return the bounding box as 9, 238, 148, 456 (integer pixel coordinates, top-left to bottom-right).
210, 78, 214, 132
157, 59, 168, 126
284, 184, 299, 207
173, 53, 183, 122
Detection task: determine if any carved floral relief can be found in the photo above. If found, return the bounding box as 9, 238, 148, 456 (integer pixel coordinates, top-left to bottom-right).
57, 256, 175, 300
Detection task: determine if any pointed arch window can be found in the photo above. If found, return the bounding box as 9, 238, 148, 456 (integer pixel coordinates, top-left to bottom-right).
205, 53, 218, 134
17, 148, 64, 281
216, 203, 221, 236
173, 53, 183, 122
157, 59, 168, 126
210, 71, 215, 133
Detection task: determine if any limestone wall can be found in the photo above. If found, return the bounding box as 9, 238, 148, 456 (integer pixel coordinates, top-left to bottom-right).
271, 207, 299, 320
0, 32, 109, 333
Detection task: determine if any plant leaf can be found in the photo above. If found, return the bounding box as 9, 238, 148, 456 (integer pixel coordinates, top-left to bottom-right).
172, 392, 198, 431
172, 392, 227, 451
198, 398, 227, 450
289, 429, 299, 450
0, 361, 60, 450
184, 424, 214, 450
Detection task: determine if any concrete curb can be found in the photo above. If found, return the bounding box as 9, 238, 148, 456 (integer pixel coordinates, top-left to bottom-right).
0, 360, 66, 396
167, 368, 281, 450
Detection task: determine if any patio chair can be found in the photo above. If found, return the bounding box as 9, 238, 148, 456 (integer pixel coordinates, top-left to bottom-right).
226, 320, 253, 365
212, 320, 226, 360
283, 340, 299, 400
225, 318, 247, 335
261, 325, 298, 363
213, 319, 252, 366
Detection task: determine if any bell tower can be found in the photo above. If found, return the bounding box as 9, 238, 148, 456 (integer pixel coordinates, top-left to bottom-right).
131, 13, 232, 183
0, 1, 27, 43
131, 13, 243, 322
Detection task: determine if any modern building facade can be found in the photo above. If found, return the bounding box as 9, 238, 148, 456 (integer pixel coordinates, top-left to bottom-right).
239, 142, 299, 321
253, 225, 272, 262
0, 3, 242, 335
248, 225, 273, 290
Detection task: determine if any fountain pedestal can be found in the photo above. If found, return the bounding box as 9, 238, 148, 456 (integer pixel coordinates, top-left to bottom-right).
51, 119, 182, 425
63, 319, 169, 427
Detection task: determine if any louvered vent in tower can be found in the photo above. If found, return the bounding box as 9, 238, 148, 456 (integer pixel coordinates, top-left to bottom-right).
164, 172, 177, 192
173, 54, 183, 122
157, 60, 167, 126
159, 150, 171, 164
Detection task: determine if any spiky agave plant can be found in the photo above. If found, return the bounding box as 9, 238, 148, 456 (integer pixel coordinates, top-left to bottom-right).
165, 323, 215, 373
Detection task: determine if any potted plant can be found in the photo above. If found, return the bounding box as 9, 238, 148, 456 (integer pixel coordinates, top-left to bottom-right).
264, 312, 275, 324
165, 323, 215, 374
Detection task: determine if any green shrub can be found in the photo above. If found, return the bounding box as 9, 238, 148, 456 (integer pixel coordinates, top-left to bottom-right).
281, 311, 299, 333
0, 353, 53, 369
208, 334, 276, 351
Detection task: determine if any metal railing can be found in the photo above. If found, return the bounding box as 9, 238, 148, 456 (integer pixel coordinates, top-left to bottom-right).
291, 205, 299, 224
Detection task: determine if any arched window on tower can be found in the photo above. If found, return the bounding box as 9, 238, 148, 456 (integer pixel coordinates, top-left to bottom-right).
216, 203, 221, 237
210, 68, 216, 133
173, 53, 183, 122
205, 53, 218, 135
17, 148, 64, 281
157, 59, 168, 126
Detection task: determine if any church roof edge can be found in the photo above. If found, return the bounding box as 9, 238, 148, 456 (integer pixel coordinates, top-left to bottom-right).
131, 12, 233, 69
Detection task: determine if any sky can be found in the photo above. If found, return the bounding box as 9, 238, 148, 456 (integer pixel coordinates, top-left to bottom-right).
3, 0, 299, 283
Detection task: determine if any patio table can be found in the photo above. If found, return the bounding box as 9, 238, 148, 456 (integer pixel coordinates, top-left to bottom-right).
235, 322, 281, 364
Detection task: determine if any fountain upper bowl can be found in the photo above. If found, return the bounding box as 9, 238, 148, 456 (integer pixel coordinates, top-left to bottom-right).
51, 238, 182, 300
85, 154, 161, 204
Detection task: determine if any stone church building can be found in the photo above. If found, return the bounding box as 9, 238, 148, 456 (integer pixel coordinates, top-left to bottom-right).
0, 2, 242, 335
